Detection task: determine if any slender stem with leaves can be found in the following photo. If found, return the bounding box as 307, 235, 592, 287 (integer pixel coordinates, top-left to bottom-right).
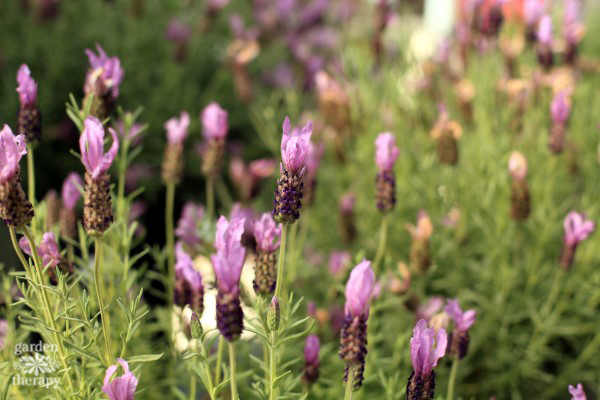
94, 237, 113, 365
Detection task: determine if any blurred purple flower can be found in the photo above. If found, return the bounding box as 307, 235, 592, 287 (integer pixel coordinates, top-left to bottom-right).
0, 125, 27, 182
166, 18, 192, 44
340, 192, 355, 213
344, 259, 375, 318
445, 299, 476, 332
304, 334, 320, 364
115, 119, 144, 146
253, 213, 281, 253
175, 243, 203, 290
79, 117, 119, 179
375, 132, 399, 172
61, 172, 83, 210
524, 0, 544, 26
537, 14, 553, 46
328, 250, 350, 277
201, 102, 228, 140
416, 297, 444, 322
569, 383, 587, 400
176, 202, 204, 248
16, 64, 37, 108
563, 212, 594, 246
551, 91, 571, 125
264, 63, 294, 88
165, 111, 190, 144
410, 319, 447, 377
211, 216, 246, 293
102, 358, 138, 400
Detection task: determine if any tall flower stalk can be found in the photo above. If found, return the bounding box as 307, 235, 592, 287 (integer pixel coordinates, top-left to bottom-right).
201, 102, 228, 217
80, 116, 119, 364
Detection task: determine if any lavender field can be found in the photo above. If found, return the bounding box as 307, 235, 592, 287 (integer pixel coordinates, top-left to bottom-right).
1, 0, 600, 399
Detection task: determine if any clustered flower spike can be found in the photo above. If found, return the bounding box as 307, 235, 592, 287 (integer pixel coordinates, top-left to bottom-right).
344, 259, 375, 317
410, 319, 447, 377
102, 359, 138, 400
201, 102, 228, 139
0, 126, 27, 183
568, 383, 587, 400
62, 173, 84, 210
85, 44, 124, 99
212, 216, 247, 293
165, 111, 191, 144
253, 212, 281, 253
445, 299, 476, 359
16, 65, 38, 108
175, 202, 205, 248
281, 117, 313, 176
80, 117, 119, 179
406, 319, 447, 400
375, 132, 399, 172
303, 334, 321, 384
212, 216, 247, 341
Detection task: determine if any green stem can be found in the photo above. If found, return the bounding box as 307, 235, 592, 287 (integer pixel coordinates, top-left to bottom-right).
94, 237, 113, 365
116, 138, 129, 221
274, 225, 288, 301
165, 182, 176, 316
22, 226, 74, 392
269, 332, 276, 400
198, 340, 214, 397
27, 145, 35, 207
373, 214, 389, 273
229, 342, 238, 400
214, 337, 224, 386
189, 374, 196, 400
206, 178, 215, 218
344, 365, 355, 400
447, 358, 459, 400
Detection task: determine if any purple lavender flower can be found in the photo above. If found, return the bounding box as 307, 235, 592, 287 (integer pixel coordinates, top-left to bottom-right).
551, 91, 571, 125
174, 242, 204, 315
102, 359, 138, 400
0, 126, 27, 183
564, 0, 582, 43
175, 202, 204, 249
61, 173, 83, 210
16, 64, 37, 109
328, 250, 351, 277
80, 117, 119, 179
201, 102, 228, 140
165, 112, 190, 144
375, 132, 399, 213
406, 319, 447, 400
212, 216, 246, 341
166, 18, 192, 44
84, 44, 124, 100
524, 0, 545, 26
19, 232, 61, 268
445, 299, 476, 359
561, 211, 595, 269
249, 158, 277, 179
115, 118, 144, 146
416, 297, 444, 322
339, 259, 375, 390
273, 117, 313, 224
303, 334, 320, 384
340, 192, 355, 213
253, 212, 281, 295
569, 383, 587, 400
281, 117, 313, 176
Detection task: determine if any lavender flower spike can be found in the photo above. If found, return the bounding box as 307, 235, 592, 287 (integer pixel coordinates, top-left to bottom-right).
84, 44, 124, 119
175, 202, 205, 249
340, 259, 375, 390
406, 319, 447, 400
200, 102, 228, 178
536, 15, 554, 69
303, 334, 320, 384
445, 299, 476, 359
253, 212, 282, 295
80, 117, 118, 236
174, 242, 204, 315
551, 92, 571, 126
17, 65, 42, 143
162, 112, 190, 184
569, 383, 587, 400
102, 358, 138, 400
273, 116, 313, 224
561, 212, 595, 269
375, 132, 398, 213
211, 216, 246, 341
60, 173, 83, 239
0, 125, 33, 228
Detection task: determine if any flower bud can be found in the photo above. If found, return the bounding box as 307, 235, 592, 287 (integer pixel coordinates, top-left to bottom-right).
190, 313, 203, 339
267, 296, 280, 332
